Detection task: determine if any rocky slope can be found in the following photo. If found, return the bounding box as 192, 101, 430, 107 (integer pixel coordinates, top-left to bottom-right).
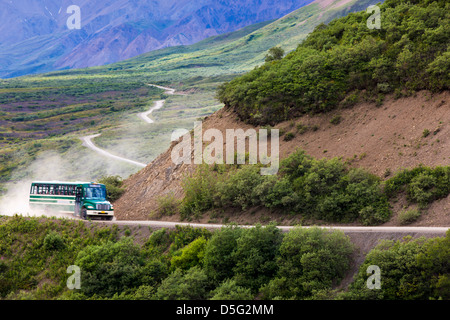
114, 91, 449, 226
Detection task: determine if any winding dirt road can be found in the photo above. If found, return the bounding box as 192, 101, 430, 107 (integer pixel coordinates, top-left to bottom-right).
80, 84, 176, 167
138, 99, 165, 124
81, 134, 147, 168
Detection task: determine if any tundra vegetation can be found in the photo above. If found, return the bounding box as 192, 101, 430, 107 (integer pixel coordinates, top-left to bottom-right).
217, 0, 449, 125
178, 149, 450, 225
0, 215, 448, 300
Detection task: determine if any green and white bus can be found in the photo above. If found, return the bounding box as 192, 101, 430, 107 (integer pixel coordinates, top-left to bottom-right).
29, 181, 114, 220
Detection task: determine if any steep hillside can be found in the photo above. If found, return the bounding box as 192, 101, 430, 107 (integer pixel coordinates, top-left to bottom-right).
0, 0, 380, 193
218, 0, 449, 125
114, 0, 449, 226
114, 91, 450, 225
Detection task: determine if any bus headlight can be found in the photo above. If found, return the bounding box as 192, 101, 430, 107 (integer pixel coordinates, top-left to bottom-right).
86, 205, 94, 209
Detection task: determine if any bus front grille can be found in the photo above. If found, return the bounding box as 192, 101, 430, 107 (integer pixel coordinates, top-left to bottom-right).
96, 204, 111, 211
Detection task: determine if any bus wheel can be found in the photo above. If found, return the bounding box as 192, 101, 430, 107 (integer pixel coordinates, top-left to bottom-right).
81, 208, 87, 220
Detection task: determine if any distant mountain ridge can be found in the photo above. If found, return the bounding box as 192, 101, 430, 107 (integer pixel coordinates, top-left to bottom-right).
0, 0, 313, 78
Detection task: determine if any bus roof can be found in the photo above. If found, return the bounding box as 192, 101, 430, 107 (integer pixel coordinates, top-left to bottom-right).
31, 181, 102, 185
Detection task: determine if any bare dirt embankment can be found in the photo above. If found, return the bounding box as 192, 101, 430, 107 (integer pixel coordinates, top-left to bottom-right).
114, 90, 449, 226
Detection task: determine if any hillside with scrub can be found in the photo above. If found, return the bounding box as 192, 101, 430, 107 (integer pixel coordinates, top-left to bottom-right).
0, 0, 449, 303
0, 215, 448, 300
0, 0, 376, 199
114, 0, 449, 227
217, 0, 449, 125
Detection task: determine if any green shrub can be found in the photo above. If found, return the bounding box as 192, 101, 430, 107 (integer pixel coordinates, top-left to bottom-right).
210, 279, 253, 300
203, 226, 243, 283
408, 172, 438, 205
98, 175, 125, 202
75, 237, 147, 298
43, 231, 66, 251
344, 231, 450, 300
398, 208, 421, 225
215, 165, 267, 210
170, 237, 208, 271
232, 224, 283, 292
154, 266, 211, 300
146, 228, 171, 250
168, 225, 212, 253
156, 193, 180, 216
261, 227, 353, 299
283, 132, 295, 141
329, 115, 342, 125
265, 46, 285, 63
180, 164, 218, 219
384, 166, 450, 206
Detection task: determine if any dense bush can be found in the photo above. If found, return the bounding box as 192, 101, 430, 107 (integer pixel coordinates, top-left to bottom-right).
181, 149, 392, 225
384, 166, 450, 207
170, 237, 208, 271
215, 165, 268, 210
98, 175, 125, 202
203, 226, 243, 283
75, 237, 153, 298
210, 279, 254, 300
1, 216, 447, 300
43, 231, 66, 251
180, 164, 218, 219
398, 208, 421, 225
261, 227, 354, 299
217, 0, 449, 125
232, 224, 283, 292
343, 230, 450, 300
154, 266, 211, 300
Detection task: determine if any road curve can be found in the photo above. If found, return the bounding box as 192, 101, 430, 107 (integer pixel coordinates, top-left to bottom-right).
81, 84, 177, 167
138, 99, 165, 124
147, 83, 177, 95
81, 134, 147, 168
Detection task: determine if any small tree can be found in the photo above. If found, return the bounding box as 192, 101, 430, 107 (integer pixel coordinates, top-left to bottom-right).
98, 175, 125, 202
265, 46, 285, 62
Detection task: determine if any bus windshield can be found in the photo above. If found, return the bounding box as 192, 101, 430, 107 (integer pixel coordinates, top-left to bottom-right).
85, 186, 106, 200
